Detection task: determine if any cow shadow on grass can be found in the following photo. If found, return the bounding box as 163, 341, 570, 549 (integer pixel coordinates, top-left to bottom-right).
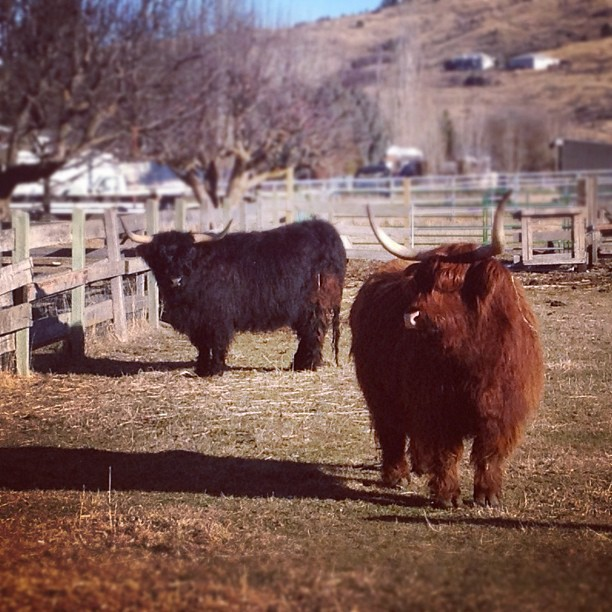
32, 353, 196, 377
0, 446, 612, 533
32, 353, 285, 377
1, 447, 610, 533
0, 446, 421, 509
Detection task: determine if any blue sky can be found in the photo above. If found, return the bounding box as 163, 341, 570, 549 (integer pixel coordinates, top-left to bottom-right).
255, 0, 381, 26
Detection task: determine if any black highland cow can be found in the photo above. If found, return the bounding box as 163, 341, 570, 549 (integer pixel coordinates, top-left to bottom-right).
127, 219, 346, 376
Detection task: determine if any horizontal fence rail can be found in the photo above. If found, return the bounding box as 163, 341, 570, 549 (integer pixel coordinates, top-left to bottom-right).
1, 172, 610, 374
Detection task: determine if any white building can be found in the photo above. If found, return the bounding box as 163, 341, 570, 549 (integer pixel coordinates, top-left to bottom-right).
443, 52, 495, 71
507, 53, 560, 71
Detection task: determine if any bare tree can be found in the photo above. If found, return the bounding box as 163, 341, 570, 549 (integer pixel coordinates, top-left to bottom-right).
0, 0, 388, 226
133, 15, 388, 222
375, 33, 448, 169
0, 0, 206, 222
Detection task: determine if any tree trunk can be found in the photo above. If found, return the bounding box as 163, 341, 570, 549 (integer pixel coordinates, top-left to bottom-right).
0, 197, 11, 226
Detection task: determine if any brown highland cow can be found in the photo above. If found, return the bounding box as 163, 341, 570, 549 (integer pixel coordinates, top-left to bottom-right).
350, 192, 544, 507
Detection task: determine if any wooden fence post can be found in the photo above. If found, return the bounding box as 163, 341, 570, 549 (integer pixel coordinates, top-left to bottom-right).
578, 175, 599, 265
104, 209, 128, 341
12, 211, 30, 375
146, 199, 160, 328
285, 167, 295, 224
402, 179, 412, 247
238, 198, 246, 231
176, 198, 188, 231
70, 208, 86, 356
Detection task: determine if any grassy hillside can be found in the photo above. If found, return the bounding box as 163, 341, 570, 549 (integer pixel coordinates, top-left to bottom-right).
285, 0, 612, 171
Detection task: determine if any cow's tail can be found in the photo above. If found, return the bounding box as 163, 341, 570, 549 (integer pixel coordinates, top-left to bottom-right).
332, 305, 341, 366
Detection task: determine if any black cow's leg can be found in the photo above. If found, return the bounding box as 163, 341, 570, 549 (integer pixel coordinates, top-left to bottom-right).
195, 346, 226, 376
193, 327, 230, 376
292, 338, 322, 371
209, 345, 227, 376
195, 347, 213, 377
292, 307, 326, 371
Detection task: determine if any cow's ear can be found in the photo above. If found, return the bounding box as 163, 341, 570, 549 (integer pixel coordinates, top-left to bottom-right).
462, 259, 501, 304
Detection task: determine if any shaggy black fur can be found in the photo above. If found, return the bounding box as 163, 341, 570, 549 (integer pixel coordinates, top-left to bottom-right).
136, 219, 346, 376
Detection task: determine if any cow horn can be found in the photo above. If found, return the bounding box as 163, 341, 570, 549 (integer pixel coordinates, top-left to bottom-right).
124, 228, 153, 244
467, 190, 509, 258
191, 220, 233, 244
367, 190, 511, 261
367, 208, 420, 260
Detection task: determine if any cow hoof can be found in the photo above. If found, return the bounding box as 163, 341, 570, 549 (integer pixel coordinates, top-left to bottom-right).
474, 492, 501, 508
195, 367, 225, 377
433, 498, 453, 509
381, 478, 409, 490
432, 495, 462, 509
382, 463, 410, 488
381, 472, 409, 489
292, 361, 321, 372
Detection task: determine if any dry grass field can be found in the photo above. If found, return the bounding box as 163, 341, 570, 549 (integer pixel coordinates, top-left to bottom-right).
0, 260, 610, 610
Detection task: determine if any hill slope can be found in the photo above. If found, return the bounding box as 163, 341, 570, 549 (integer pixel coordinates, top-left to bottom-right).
286, 0, 612, 171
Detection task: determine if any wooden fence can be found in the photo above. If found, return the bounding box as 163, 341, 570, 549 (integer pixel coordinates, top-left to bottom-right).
1, 173, 609, 375
1, 209, 146, 375
255, 174, 608, 264
0, 199, 244, 376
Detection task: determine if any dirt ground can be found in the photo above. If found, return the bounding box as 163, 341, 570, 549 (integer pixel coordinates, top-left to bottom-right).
0, 260, 611, 610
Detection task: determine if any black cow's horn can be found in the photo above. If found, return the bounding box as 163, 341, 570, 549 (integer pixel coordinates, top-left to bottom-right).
121, 219, 233, 245
192, 220, 233, 243
124, 228, 153, 244
368, 190, 510, 261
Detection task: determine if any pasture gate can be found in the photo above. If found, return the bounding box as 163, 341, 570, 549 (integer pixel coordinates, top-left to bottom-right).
1, 173, 609, 375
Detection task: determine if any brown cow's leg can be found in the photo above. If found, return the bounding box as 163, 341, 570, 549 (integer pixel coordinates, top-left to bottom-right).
472, 458, 503, 508
427, 441, 464, 508
472, 444, 507, 507
374, 419, 410, 487
471, 432, 515, 507
408, 437, 428, 476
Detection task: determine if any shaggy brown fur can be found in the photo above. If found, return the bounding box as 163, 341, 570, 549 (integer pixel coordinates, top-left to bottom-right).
350, 243, 544, 507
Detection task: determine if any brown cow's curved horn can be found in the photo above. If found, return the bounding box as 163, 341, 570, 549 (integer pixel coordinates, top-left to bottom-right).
467, 189, 509, 258
367, 207, 420, 260
367, 190, 511, 261
191, 219, 233, 244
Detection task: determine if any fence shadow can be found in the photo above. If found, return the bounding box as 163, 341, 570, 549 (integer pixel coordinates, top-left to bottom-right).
0, 446, 425, 508
366, 512, 612, 534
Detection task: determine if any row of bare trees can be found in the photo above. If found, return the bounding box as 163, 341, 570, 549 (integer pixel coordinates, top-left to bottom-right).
0, 0, 388, 223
